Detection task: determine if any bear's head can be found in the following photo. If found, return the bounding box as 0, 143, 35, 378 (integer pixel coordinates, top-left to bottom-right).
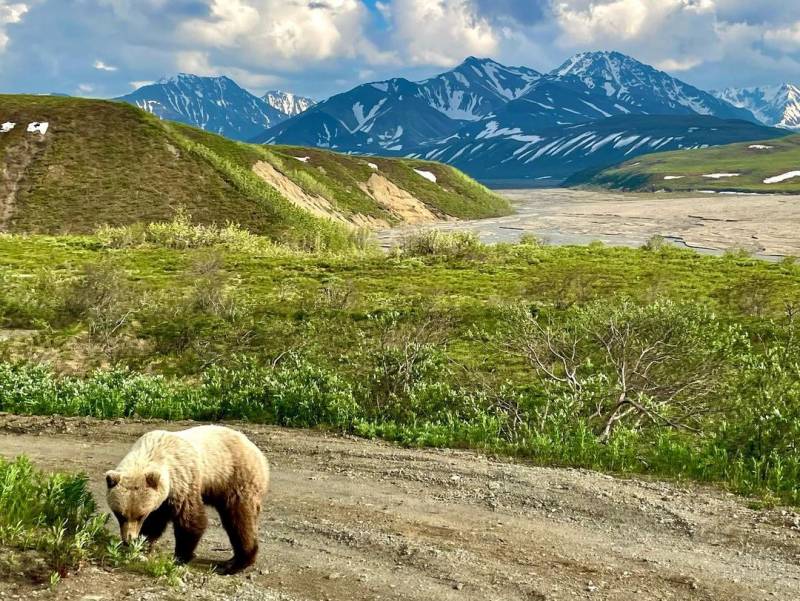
105, 467, 169, 543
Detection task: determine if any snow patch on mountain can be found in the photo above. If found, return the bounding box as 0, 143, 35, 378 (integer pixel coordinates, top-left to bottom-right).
263, 90, 315, 117
714, 84, 800, 129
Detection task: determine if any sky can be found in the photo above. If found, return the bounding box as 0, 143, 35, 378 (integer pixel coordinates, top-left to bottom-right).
1, 0, 800, 100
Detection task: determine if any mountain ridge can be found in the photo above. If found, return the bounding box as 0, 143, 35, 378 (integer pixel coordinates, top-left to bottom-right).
263, 90, 316, 117
713, 84, 800, 130
256, 51, 766, 182
116, 74, 288, 141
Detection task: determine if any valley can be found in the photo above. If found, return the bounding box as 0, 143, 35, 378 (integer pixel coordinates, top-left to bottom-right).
378, 188, 800, 259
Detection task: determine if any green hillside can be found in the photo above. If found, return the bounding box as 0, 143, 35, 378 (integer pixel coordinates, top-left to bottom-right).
571, 133, 800, 193
0, 95, 509, 247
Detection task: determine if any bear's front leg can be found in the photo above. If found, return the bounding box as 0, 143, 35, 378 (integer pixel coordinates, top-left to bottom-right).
173, 497, 208, 564
140, 502, 171, 550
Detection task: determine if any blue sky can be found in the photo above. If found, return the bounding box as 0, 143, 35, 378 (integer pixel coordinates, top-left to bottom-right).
1, 0, 800, 99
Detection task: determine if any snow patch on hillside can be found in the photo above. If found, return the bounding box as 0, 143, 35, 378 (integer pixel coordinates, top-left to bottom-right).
413, 169, 437, 183
764, 171, 800, 184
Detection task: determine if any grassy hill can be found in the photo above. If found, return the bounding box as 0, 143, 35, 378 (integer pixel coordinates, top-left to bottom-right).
570, 133, 800, 193
0, 95, 509, 247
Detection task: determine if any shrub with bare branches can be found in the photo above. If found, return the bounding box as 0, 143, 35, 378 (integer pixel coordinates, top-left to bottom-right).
500, 299, 727, 440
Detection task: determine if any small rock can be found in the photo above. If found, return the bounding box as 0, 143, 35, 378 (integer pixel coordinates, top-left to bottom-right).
453, 582, 463, 590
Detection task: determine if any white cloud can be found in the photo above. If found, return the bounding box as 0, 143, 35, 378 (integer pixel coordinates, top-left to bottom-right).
763, 22, 800, 52
129, 80, 154, 89
383, 0, 498, 67
179, 0, 376, 68
0, 1, 27, 52
553, 0, 722, 73
94, 59, 118, 72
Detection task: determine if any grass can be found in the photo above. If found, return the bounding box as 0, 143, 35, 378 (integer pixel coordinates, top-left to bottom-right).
1, 232, 800, 509
578, 132, 800, 193
0, 456, 184, 586
0, 95, 510, 242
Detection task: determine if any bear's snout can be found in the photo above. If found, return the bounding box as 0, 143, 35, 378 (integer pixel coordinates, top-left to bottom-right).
120, 520, 142, 543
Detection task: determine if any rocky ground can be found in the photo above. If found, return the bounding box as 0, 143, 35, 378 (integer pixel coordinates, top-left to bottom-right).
1, 413, 799, 600
378, 189, 800, 260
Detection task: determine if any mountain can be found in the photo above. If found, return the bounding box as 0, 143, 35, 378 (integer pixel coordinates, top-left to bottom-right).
116, 74, 288, 141
254, 57, 541, 151
0, 95, 509, 241
415, 56, 540, 121
414, 114, 786, 182
256, 52, 760, 182
263, 90, 316, 117
552, 51, 755, 121
571, 131, 800, 193
713, 84, 800, 129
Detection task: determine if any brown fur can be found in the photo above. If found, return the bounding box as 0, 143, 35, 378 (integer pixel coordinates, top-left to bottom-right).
106, 425, 269, 573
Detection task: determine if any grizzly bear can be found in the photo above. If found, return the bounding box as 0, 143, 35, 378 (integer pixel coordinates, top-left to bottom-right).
105, 425, 270, 574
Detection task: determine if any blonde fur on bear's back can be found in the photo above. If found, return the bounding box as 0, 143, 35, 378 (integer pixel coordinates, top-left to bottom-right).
174, 425, 270, 496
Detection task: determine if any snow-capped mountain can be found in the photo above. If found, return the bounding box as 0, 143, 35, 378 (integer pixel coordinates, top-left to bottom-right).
255, 77, 461, 150
263, 90, 316, 117
713, 84, 800, 129
552, 51, 754, 121
116, 74, 288, 141
412, 114, 785, 182
416, 56, 540, 121
254, 57, 541, 150
258, 52, 758, 168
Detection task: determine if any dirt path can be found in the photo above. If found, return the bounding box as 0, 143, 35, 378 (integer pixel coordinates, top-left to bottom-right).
0, 134, 47, 231
1, 414, 799, 600
377, 188, 800, 260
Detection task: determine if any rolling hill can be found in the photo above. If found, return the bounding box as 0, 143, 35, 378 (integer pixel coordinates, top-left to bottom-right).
568, 132, 800, 193
0, 95, 509, 247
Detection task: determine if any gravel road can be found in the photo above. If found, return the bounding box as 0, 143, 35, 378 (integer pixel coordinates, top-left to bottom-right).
1, 414, 799, 600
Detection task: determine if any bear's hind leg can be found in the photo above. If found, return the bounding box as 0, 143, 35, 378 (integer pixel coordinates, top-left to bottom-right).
217, 496, 261, 574
173, 497, 208, 564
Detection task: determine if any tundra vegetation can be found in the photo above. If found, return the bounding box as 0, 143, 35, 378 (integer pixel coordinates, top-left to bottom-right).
1, 224, 799, 582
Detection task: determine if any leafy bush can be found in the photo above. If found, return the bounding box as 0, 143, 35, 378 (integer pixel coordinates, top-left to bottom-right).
401, 230, 485, 259
96, 209, 283, 253
0, 456, 182, 584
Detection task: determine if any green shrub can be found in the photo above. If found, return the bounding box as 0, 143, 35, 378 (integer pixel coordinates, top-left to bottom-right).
0, 456, 182, 584
97, 209, 284, 253
401, 230, 485, 259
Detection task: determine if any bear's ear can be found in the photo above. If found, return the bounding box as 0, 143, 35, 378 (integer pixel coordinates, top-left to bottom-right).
145, 470, 161, 489
105, 471, 121, 489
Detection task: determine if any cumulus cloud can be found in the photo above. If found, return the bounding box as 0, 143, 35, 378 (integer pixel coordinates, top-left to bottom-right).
553, 0, 720, 71
0, 1, 27, 52
381, 0, 498, 67
180, 0, 376, 66
2, 0, 800, 99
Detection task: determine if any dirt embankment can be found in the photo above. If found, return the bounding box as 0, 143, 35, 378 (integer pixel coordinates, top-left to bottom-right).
252, 162, 443, 230
1, 414, 799, 601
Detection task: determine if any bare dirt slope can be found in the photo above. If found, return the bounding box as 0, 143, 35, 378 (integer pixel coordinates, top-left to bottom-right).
1, 414, 799, 601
